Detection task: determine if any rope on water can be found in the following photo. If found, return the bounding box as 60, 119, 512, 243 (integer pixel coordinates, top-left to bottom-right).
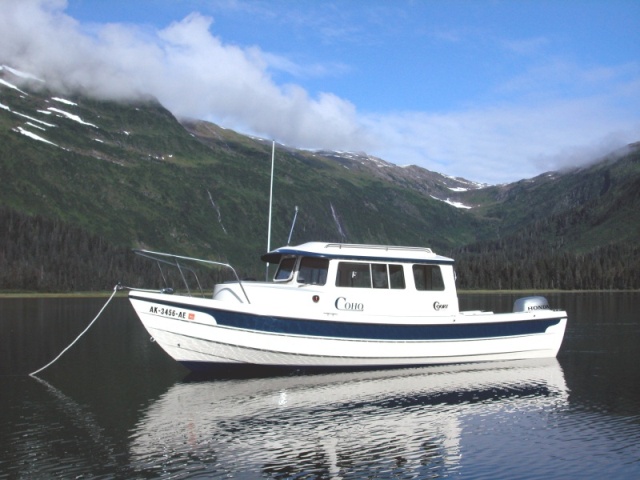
29, 284, 121, 377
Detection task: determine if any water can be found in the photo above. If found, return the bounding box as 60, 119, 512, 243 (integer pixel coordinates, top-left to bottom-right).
1, 292, 639, 479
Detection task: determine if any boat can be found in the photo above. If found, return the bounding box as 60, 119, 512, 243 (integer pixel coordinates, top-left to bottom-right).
128, 242, 567, 372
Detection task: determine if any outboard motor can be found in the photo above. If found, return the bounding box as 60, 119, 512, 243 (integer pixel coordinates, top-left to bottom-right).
513, 296, 550, 313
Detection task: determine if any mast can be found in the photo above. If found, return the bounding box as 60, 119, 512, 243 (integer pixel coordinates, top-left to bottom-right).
266, 140, 275, 280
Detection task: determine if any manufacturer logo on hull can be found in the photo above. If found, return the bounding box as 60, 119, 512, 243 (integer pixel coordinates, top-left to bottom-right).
433, 301, 448, 311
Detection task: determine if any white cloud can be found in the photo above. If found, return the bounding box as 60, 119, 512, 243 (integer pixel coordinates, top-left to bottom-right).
0, 1, 371, 152
363, 91, 640, 184
1, 0, 638, 184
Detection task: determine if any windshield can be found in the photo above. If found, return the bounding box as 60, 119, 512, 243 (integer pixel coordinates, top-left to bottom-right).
274, 256, 296, 281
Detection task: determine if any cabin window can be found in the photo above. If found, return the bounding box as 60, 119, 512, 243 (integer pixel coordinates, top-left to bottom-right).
389, 264, 406, 289
336, 262, 406, 289
297, 257, 329, 285
336, 262, 371, 288
371, 263, 388, 288
413, 265, 445, 291
274, 256, 296, 281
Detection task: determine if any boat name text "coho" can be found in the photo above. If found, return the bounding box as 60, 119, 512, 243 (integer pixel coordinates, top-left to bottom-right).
335, 297, 364, 311
433, 301, 449, 311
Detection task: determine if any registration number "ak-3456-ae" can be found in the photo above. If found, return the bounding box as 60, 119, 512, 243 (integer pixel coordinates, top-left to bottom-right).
149, 305, 195, 321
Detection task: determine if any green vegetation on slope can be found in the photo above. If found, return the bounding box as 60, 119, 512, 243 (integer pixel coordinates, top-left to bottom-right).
1, 74, 639, 291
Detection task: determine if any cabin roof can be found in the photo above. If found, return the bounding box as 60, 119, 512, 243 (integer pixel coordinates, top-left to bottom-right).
261, 242, 454, 265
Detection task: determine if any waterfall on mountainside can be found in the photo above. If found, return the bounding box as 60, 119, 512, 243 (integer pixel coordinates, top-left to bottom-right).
207, 190, 227, 235
330, 202, 347, 242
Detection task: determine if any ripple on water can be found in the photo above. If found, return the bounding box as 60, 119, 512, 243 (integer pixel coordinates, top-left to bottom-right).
123, 361, 573, 478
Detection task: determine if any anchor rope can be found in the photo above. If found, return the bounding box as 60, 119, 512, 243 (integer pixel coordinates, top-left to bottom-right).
29, 284, 121, 377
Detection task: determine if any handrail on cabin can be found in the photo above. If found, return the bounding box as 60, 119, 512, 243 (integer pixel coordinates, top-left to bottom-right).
324, 243, 434, 254
133, 249, 251, 304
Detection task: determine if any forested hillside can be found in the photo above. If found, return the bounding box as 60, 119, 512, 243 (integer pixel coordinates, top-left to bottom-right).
455, 143, 640, 250
0, 207, 146, 291
450, 144, 640, 289
454, 238, 640, 290
1, 66, 639, 291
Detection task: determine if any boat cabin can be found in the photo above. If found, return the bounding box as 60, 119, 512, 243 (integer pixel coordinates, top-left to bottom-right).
215, 242, 460, 317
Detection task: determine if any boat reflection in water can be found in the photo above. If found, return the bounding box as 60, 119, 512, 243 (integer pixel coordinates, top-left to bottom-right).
129, 359, 568, 478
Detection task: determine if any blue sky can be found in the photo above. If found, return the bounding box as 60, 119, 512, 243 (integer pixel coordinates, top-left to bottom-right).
2, 0, 639, 183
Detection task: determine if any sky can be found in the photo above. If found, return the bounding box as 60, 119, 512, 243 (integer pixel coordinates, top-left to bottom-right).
1, 0, 639, 184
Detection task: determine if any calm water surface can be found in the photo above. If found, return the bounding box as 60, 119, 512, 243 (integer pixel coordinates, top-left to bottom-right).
1, 292, 639, 479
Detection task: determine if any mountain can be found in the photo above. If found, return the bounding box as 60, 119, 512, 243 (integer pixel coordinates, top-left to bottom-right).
449, 144, 640, 290
0, 66, 483, 286
1, 65, 639, 291
455, 144, 640, 249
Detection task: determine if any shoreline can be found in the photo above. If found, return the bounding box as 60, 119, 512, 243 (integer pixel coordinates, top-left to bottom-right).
1, 289, 638, 298
0, 291, 128, 298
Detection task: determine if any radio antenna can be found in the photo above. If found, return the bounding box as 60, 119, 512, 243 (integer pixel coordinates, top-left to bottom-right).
287, 206, 299, 245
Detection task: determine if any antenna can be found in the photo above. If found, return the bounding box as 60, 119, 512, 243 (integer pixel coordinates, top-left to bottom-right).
287, 206, 299, 245
266, 140, 275, 280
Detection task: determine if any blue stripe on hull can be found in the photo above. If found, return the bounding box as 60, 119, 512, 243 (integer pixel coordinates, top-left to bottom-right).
213, 310, 561, 340
131, 295, 562, 341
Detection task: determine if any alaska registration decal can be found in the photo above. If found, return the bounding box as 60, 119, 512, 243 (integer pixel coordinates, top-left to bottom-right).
149, 305, 192, 320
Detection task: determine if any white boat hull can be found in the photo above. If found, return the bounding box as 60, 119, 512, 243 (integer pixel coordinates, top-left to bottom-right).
129, 291, 567, 372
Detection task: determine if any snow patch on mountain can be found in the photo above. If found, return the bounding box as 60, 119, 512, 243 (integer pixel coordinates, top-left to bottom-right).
0, 78, 28, 96
25, 121, 47, 131
13, 111, 56, 127
441, 173, 489, 189
13, 126, 58, 147
0, 65, 44, 82
52, 97, 78, 106
430, 196, 473, 209
47, 107, 97, 127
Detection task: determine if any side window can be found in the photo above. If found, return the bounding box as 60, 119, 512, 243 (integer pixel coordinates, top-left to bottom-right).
297, 257, 329, 285
336, 263, 406, 289
336, 262, 371, 288
274, 257, 296, 281
371, 263, 388, 288
389, 264, 406, 289
413, 265, 445, 291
